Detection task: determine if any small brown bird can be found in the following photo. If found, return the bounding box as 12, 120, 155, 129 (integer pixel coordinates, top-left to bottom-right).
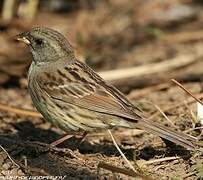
17, 27, 197, 150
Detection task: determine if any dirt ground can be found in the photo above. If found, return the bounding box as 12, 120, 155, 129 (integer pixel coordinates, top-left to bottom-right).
0, 1, 203, 179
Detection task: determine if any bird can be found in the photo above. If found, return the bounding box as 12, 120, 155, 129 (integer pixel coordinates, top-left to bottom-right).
16, 27, 197, 150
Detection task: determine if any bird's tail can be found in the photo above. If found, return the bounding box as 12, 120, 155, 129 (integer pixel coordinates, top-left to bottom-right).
132, 119, 197, 150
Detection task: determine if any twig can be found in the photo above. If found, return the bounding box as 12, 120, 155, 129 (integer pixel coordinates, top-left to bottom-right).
22, 156, 28, 168
171, 79, 203, 106
154, 164, 166, 171
17, 161, 50, 175
149, 93, 203, 120
183, 171, 197, 179
184, 126, 203, 133
98, 162, 153, 180
140, 100, 177, 128
107, 130, 136, 172
24, 0, 39, 20
2, 0, 15, 22
183, 102, 198, 126
0, 103, 41, 117
99, 53, 200, 82
138, 156, 180, 166
153, 104, 177, 128
0, 145, 20, 168
162, 30, 203, 44
152, 103, 177, 128
127, 83, 170, 100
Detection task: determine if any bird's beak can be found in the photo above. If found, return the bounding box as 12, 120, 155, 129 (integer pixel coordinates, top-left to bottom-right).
15, 33, 31, 45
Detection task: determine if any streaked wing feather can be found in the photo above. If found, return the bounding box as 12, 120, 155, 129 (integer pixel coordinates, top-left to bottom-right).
44, 83, 139, 120
36, 64, 141, 121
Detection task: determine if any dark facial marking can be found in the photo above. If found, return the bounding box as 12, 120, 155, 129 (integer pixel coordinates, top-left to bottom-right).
35, 38, 43, 46
31, 27, 74, 54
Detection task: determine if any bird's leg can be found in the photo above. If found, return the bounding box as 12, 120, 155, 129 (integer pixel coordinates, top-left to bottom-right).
50, 131, 87, 147
50, 134, 73, 147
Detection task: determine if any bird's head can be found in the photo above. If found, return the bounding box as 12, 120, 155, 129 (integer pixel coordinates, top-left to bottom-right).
16, 27, 74, 64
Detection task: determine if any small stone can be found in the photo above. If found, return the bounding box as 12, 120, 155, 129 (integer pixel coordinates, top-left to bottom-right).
17, 169, 25, 176
10, 168, 18, 176
2, 163, 11, 170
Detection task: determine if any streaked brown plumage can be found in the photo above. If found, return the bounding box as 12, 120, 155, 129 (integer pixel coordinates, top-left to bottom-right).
16, 27, 197, 150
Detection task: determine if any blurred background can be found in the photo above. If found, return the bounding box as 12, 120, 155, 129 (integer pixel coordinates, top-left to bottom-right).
0, 0, 203, 179
2, 0, 203, 91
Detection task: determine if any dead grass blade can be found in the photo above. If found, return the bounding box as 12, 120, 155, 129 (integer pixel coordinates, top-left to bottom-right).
0, 102, 41, 117
171, 79, 203, 106
107, 130, 137, 172
0, 145, 20, 168
99, 53, 201, 82
162, 30, 203, 44
98, 161, 154, 180
128, 83, 170, 100
149, 93, 203, 120
138, 156, 180, 166
153, 104, 177, 128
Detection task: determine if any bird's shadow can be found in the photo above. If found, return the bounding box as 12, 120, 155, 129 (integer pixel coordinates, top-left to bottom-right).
0, 121, 192, 176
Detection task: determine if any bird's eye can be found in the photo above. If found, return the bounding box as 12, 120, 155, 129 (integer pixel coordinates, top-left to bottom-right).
35, 39, 43, 45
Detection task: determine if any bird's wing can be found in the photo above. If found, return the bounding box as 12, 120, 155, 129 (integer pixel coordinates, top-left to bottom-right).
36, 60, 143, 121
34, 61, 197, 150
